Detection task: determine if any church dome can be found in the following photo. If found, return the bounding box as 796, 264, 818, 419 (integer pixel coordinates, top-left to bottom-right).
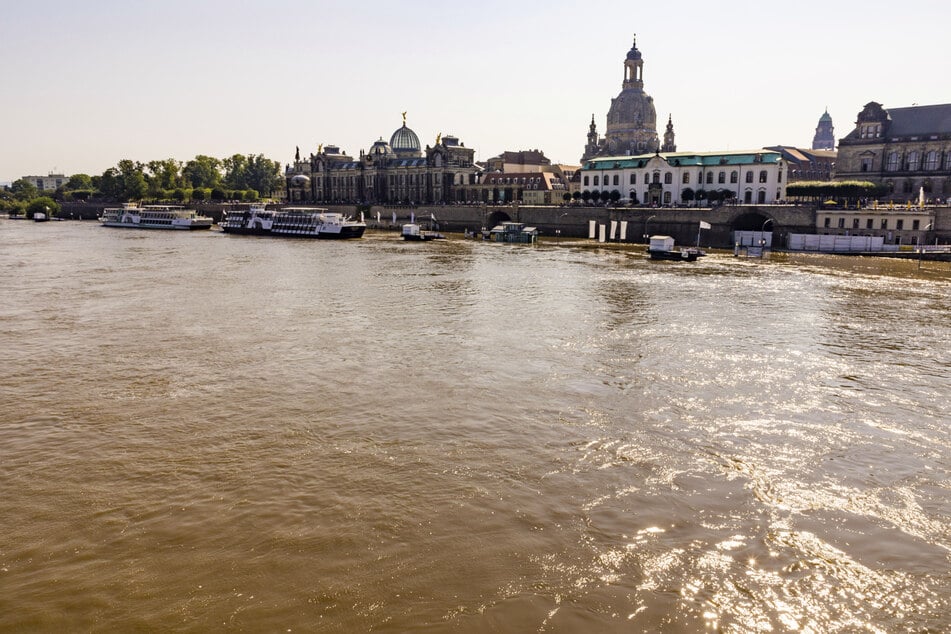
390, 123, 421, 157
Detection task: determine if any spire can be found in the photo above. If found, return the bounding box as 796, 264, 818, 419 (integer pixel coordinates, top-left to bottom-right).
662, 115, 676, 152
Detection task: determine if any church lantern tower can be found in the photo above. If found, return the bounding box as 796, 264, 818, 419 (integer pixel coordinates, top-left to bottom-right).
661, 115, 676, 152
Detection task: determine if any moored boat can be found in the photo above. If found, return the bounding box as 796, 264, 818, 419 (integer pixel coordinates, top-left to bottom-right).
647, 235, 702, 261
221, 205, 365, 239
100, 204, 213, 230
401, 222, 445, 241
488, 222, 538, 243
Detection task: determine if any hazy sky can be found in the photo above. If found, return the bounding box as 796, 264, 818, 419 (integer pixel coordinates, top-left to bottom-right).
3, 0, 950, 183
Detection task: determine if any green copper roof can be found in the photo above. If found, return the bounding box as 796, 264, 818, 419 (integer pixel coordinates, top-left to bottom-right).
582, 150, 782, 171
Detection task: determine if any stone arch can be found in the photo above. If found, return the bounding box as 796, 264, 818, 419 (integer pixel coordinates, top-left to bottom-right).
487, 210, 512, 228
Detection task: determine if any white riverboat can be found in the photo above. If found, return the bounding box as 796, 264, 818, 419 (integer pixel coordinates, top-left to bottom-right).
221, 205, 365, 239
100, 204, 213, 230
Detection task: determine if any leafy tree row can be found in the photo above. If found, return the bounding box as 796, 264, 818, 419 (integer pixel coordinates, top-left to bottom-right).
3, 153, 285, 207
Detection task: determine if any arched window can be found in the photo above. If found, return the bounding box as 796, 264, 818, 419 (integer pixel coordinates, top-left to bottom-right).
593, 175, 599, 186
706, 172, 713, 184
613, 174, 619, 186
759, 170, 767, 183
643, 173, 649, 185
924, 151, 939, 170
746, 171, 754, 183
583, 176, 589, 186
630, 174, 636, 185
664, 172, 672, 184
718, 171, 726, 184
885, 152, 899, 171
730, 171, 738, 184
652, 172, 661, 184
907, 151, 920, 171
682, 172, 690, 184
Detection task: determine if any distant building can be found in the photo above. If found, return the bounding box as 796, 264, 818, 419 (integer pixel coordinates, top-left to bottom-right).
285, 115, 480, 204
21, 174, 67, 191
812, 109, 835, 150
836, 101, 951, 201
581, 37, 673, 162
581, 150, 786, 205
765, 146, 836, 182
477, 150, 570, 204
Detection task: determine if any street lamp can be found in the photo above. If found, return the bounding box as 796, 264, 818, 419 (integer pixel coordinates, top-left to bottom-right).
643, 214, 656, 243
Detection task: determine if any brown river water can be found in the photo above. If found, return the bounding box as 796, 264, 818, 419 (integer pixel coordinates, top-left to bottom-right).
1, 219, 949, 632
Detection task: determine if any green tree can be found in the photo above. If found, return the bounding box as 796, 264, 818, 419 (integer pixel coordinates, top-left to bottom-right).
97, 168, 122, 200
66, 174, 93, 190
183, 155, 222, 189
681, 187, 695, 203
117, 159, 147, 201
26, 196, 60, 219
223, 154, 250, 190
581, 190, 591, 203
562, 192, 572, 203
609, 189, 621, 203
571, 191, 581, 202
146, 158, 184, 194
10, 178, 38, 201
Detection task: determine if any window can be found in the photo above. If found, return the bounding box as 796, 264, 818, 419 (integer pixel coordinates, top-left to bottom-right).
885, 152, 899, 171
907, 151, 920, 171
682, 172, 690, 184
824, 217, 831, 228
896, 219, 904, 230
583, 176, 589, 186
594, 176, 599, 186
706, 172, 713, 184
852, 218, 860, 229
652, 173, 660, 184
837, 218, 845, 228
630, 174, 636, 184
913, 219, 920, 230
746, 171, 754, 183
881, 219, 888, 230
924, 151, 939, 170
663, 191, 671, 204
866, 219, 874, 229
759, 170, 767, 183
861, 157, 873, 172
644, 173, 649, 184
730, 171, 738, 184
664, 172, 672, 184
613, 175, 619, 186
718, 171, 725, 184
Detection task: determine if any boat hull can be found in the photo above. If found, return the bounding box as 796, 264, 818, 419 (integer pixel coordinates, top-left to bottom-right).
101, 221, 212, 230
648, 249, 699, 262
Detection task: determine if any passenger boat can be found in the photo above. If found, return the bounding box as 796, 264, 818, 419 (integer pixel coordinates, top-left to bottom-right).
221, 205, 365, 239
647, 235, 702, 261
100, 204, 213, 230
401, 222, 445, 241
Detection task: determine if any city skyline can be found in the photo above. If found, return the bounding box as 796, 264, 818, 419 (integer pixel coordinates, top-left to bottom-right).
3, 0, 951, 184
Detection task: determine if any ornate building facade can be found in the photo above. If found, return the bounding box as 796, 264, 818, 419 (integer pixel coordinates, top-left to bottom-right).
812, 109, 835, 150
581, 37, 672, 162
580, 150, 786, 206
836, 101, 951, 200
286, 116, 481, 204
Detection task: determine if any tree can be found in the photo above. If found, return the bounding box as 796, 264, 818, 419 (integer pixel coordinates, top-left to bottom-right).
695, 188, 707, 204
26, 196, 59, 219
609, 189, 621, 203
223, 154, 250, 190
183, 155, 222, 189
571, 191, 581, 202
581, 190, 591, 203
146, 159, 184, 194
10, 178, 38, 201
681, 187, 695, 204
562, 192, 572, 203
66, 174, 93, 190
117, 159, 147, 201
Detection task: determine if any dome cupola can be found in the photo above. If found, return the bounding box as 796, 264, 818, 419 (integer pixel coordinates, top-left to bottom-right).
390, 112, 422, 158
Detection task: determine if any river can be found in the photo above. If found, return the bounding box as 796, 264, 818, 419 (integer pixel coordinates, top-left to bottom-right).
1, 219, 948, 632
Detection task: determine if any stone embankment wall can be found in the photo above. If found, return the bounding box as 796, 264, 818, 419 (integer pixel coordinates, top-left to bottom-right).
56, 202, 951, 248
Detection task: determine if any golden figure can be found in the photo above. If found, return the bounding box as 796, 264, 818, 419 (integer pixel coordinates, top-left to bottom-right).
436, 133, 442, 145
401, 111, 407, 124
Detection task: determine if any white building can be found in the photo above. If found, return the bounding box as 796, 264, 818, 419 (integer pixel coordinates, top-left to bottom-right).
21, 174, 68, 191
580, 150, 786, 205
